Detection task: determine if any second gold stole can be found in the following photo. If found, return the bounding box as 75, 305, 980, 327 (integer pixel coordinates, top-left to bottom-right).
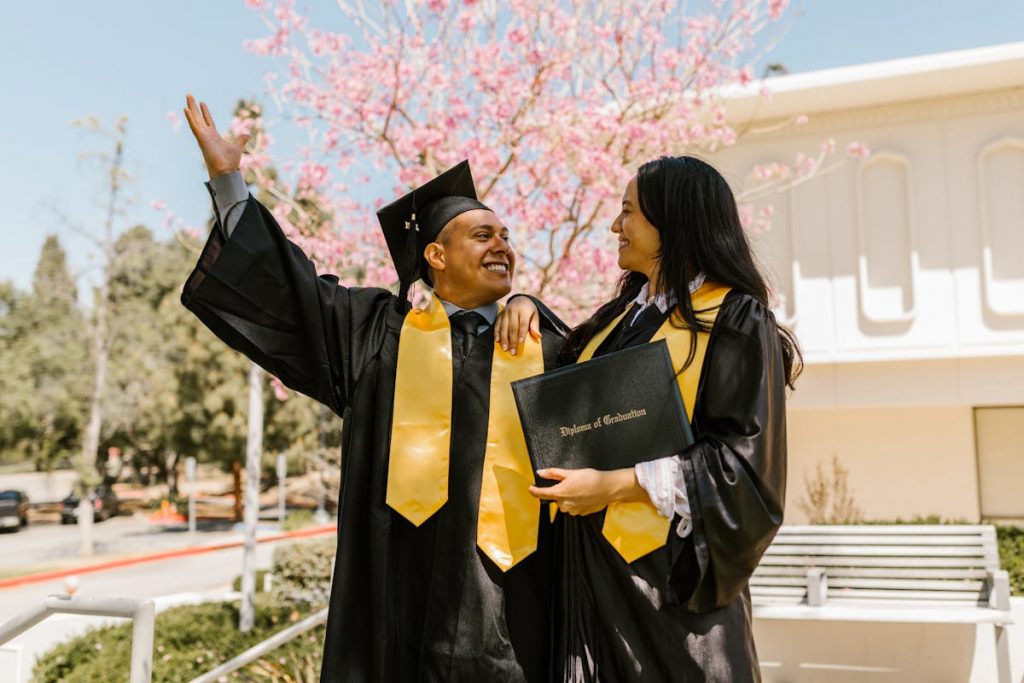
386, 295, 544, 571
576, 281, 732, 563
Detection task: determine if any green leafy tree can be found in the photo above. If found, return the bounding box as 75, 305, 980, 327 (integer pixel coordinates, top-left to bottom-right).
0, 237, 90, 469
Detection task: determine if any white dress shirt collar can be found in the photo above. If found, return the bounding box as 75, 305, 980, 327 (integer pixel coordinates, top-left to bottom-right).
631, 273, 706, 321
438, 298, 500, 327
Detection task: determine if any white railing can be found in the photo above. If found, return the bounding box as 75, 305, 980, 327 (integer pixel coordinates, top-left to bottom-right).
0, 594, 154, 683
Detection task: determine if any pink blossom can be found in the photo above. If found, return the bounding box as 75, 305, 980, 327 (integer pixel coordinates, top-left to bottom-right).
270, 377, 290, 401
507, 26, 528, 44
769, 0, 788, 19
165, 111, 182, 132
794, 114, 808, 125
218, 0, 826, 319
846, 141, 871, 158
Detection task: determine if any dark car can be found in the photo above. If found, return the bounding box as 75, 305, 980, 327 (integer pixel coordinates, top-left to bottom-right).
61, 485, 120, 524
0, 490, 30, 530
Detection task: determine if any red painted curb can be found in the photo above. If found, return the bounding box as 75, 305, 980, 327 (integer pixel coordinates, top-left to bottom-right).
0, 523, 336, 591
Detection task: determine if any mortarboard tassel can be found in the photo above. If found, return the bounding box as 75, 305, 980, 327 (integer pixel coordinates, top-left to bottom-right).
398, 198, 420, 301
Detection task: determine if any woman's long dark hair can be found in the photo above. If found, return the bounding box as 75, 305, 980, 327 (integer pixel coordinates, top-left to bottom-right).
563, 155, 802, 388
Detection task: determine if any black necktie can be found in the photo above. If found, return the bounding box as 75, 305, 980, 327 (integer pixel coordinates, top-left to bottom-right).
450, 310, 487, 359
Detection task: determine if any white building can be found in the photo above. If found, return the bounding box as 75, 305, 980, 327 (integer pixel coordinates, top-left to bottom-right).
716, 43, 1024, 524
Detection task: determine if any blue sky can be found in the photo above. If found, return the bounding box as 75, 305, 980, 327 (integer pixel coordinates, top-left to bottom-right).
1, 0, 1022, 291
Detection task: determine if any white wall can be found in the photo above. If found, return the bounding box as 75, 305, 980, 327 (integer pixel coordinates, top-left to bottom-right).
712, 85, 1024, 391
785, 406, 980, 523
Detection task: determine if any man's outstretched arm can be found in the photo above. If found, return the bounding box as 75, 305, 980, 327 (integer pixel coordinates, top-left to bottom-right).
182, 94, 250, 237
180, 95, 395, 415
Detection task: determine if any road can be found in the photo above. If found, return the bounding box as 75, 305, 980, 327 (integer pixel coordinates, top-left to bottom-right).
0, 513, 280, 574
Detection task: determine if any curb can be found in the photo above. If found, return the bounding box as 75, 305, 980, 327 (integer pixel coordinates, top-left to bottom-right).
0, 523, 335, 591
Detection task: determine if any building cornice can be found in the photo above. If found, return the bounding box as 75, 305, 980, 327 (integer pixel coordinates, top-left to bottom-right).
724, 42, 1024, 125
730, 86, 1024, 143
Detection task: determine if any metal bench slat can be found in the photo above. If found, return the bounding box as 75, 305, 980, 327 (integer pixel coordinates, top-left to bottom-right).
817, 588, 985, 602
766, 534, 987, 546
764, 544, 986, 557
757, 555, 991, 569
749, 586, 807, 597
773, 525, 992, 535
752, 566, 989, 580
750, 576, 984, 592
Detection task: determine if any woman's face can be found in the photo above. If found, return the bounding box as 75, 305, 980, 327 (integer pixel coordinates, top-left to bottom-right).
611, 177, 661, 279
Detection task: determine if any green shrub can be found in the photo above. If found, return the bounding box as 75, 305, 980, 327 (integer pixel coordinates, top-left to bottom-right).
282, 509, 315, 532
270, 538, 335, 606
997, 525, 1024, 597
232, 569, 270, 593
32, 597, 323, 682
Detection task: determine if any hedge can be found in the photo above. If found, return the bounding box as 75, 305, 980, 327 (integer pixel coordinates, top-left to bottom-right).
269, 537, 334, 606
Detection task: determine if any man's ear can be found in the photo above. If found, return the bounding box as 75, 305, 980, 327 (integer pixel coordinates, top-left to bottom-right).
423, 242, 446, 274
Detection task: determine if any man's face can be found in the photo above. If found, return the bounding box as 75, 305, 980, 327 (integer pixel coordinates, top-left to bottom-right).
424, 209, 515, 307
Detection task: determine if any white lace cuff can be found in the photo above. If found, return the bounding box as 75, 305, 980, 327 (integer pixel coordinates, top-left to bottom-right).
634, 455, 692, 538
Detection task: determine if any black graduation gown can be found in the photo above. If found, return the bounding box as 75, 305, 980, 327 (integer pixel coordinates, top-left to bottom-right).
180, 197, 567, 682
557, 292, 787, 683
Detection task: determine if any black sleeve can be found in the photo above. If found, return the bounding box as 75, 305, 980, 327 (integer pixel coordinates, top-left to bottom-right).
510, 294, 570, 369
508, 293, 571, 338
181, 198, 397, 416
668, 293, 787, 611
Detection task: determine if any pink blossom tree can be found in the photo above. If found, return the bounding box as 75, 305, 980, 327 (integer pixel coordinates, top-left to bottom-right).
224, 0, 862, 319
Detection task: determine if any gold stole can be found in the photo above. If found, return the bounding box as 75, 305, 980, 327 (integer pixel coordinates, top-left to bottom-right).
386, 295, 544, 571
576, 281, 732, 563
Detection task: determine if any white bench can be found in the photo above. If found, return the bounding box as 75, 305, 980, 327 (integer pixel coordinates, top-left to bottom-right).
750, 524, 1013, 682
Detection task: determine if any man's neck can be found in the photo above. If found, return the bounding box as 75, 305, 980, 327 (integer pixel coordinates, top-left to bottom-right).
433, 288, 499, 312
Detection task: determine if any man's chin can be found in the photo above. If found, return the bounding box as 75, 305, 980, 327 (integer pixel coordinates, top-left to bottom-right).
480, 280, 512, 302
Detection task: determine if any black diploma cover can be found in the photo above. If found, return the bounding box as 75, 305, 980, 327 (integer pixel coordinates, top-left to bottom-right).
511, 340, 694, 482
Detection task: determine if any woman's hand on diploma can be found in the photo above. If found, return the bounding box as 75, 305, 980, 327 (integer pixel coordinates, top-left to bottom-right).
529, 467, 650, 516
183, 94, 249, 180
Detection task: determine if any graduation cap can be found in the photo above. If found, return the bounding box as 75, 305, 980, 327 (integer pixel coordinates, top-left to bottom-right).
377, 160, 490, 300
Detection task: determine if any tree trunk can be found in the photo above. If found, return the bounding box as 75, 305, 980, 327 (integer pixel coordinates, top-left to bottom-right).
167, 452, 180, 497
239, 362, 264, 633
232, 460, 242, 522
77, 287, 108, 557
75, 119, 125, 558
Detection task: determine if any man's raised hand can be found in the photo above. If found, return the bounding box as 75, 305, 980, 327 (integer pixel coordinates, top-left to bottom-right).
183, 95, 250, 180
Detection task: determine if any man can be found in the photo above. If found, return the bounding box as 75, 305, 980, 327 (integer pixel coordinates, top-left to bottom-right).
180, 95, 565, 681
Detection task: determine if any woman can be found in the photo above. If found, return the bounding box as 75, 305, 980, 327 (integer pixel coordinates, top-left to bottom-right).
496, 155, 800, 682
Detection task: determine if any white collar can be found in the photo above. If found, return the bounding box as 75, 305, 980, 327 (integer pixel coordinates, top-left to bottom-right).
633, 273, 706, 314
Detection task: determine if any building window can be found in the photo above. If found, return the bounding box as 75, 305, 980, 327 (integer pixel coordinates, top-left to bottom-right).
974, 406, 1024, 520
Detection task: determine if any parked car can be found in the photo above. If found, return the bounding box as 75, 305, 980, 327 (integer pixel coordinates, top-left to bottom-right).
0, 490, 30, 530
61, 485, 120, 524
